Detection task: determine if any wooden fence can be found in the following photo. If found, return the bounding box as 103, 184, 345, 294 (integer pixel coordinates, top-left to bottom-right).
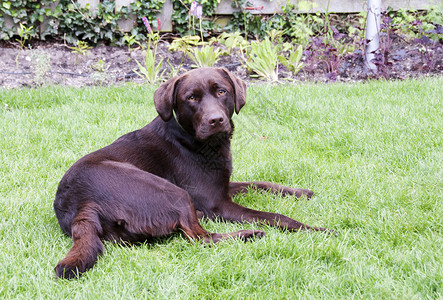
117, 0, 437, 32
3, 0, 439, 33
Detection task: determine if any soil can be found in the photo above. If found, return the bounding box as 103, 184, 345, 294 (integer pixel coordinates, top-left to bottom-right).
0, 38, 442, 89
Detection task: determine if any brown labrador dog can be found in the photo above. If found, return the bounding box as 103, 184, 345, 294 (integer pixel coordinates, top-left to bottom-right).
54, 67, 327, 279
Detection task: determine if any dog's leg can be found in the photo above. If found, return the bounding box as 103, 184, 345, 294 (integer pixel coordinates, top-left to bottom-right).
55, 207, 104, 279
195, 210, 205, 220
229, 181, 314, 199
179, 214, 265, 243
213, 200, 330, 233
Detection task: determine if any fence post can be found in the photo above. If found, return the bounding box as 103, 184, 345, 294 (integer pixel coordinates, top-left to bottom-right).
365, 0, 381, 72
40, 0, 60, 36
157, 0, 173, 32
115, 0, 136, 32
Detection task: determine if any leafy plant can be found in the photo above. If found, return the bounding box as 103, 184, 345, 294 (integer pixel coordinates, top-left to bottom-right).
281, 1, 324, 46
14, 23, 34, 67
171, 0, 220, 36
412, 36, 439, 71
278, 44, 304, 75
129, 0, 165, 40
389, 6, 443, 42
134, 49, 165, 84
68, 40, 92, 64
123, 34, 142, 52
91, 59, 108, 73
228, 0, 284, 40
0, 0, 165, 45
187, 45, 223, 67
244, 37, 280, 82
169, 35, 202, 52
347, 12, 367, 40
29, 50, 51, 86
16, 23, 33, 49
0, 0, 59, 40
166, 59, 182, 78
211, 31, 248, 54
69, 40, 92, 55
370, 15, 397, 78
387, 7, 421, 40
133, 33, 165, 84
266, 29, 285, 44
169, 35, 203, 74
90, 59, 110, 85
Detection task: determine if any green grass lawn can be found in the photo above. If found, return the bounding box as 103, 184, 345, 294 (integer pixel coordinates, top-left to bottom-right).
0, 78, 442, 299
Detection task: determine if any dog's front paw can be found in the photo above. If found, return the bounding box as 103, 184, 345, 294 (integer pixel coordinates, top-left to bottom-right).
238, 229, 265, 242
294, 188, 314, 199
55, 262, 81, 280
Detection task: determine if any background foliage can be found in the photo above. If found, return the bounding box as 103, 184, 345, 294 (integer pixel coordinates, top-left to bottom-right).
0, 0, 165, 44
1, 0, 441, 45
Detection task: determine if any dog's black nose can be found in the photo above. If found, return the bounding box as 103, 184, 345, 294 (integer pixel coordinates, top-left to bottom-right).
208, 114, 225, 126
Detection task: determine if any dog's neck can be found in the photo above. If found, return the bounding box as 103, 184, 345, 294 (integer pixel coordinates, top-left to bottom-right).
156, 116, 233, 175
172, 109, 187, 132
162, 116, 231, 149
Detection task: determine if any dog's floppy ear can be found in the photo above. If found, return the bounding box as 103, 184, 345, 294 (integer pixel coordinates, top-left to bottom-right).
153, 75, 181, 121
218, 68, 246, 114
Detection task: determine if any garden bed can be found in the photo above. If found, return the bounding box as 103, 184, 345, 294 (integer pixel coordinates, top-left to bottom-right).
1, 4, 442, 89
0, 35, 441, 89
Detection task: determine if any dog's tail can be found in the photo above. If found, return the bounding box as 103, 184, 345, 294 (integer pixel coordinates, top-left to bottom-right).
55, 206, 104, 279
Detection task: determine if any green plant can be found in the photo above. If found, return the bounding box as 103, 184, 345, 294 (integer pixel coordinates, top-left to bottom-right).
419, 5, 443, 41
0, 0, 60, 40
68, 40, 92, 65
278, 44, 304, 75
386, 6, 443, 41
129, 0, 165, 41
321, 0, 333, 39
347, 11, 366, 39
91, 59, 108, 73
243, 37, 280, 82
90, 59, 110, 85
123, 34, 142, 52
421, 5, 443, 29
187, 45, 223, 68
90, 72, 110, 86
16, 23, 33, 49
228, 0, 285, 40
134, 50, 165, 84
281, 2, 324, 46
166, 59, 182, 78
169, 35, 203, 74
69, 40, 92, 55
210, 31, 248, 54
29, 50, 51, 86
14, 23, 34, 67
171, 0, 220, 36
266, 29, 285, 44
169, 35, 202, 52
0, 0, 165, 45
133, 33, 166, 84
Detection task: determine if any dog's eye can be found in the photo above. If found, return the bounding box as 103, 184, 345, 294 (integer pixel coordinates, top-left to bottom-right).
188, 95, 196, 101
217, 89, 226, 96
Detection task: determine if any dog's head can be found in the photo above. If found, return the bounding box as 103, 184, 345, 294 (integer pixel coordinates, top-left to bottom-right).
153, 68, 246, 141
